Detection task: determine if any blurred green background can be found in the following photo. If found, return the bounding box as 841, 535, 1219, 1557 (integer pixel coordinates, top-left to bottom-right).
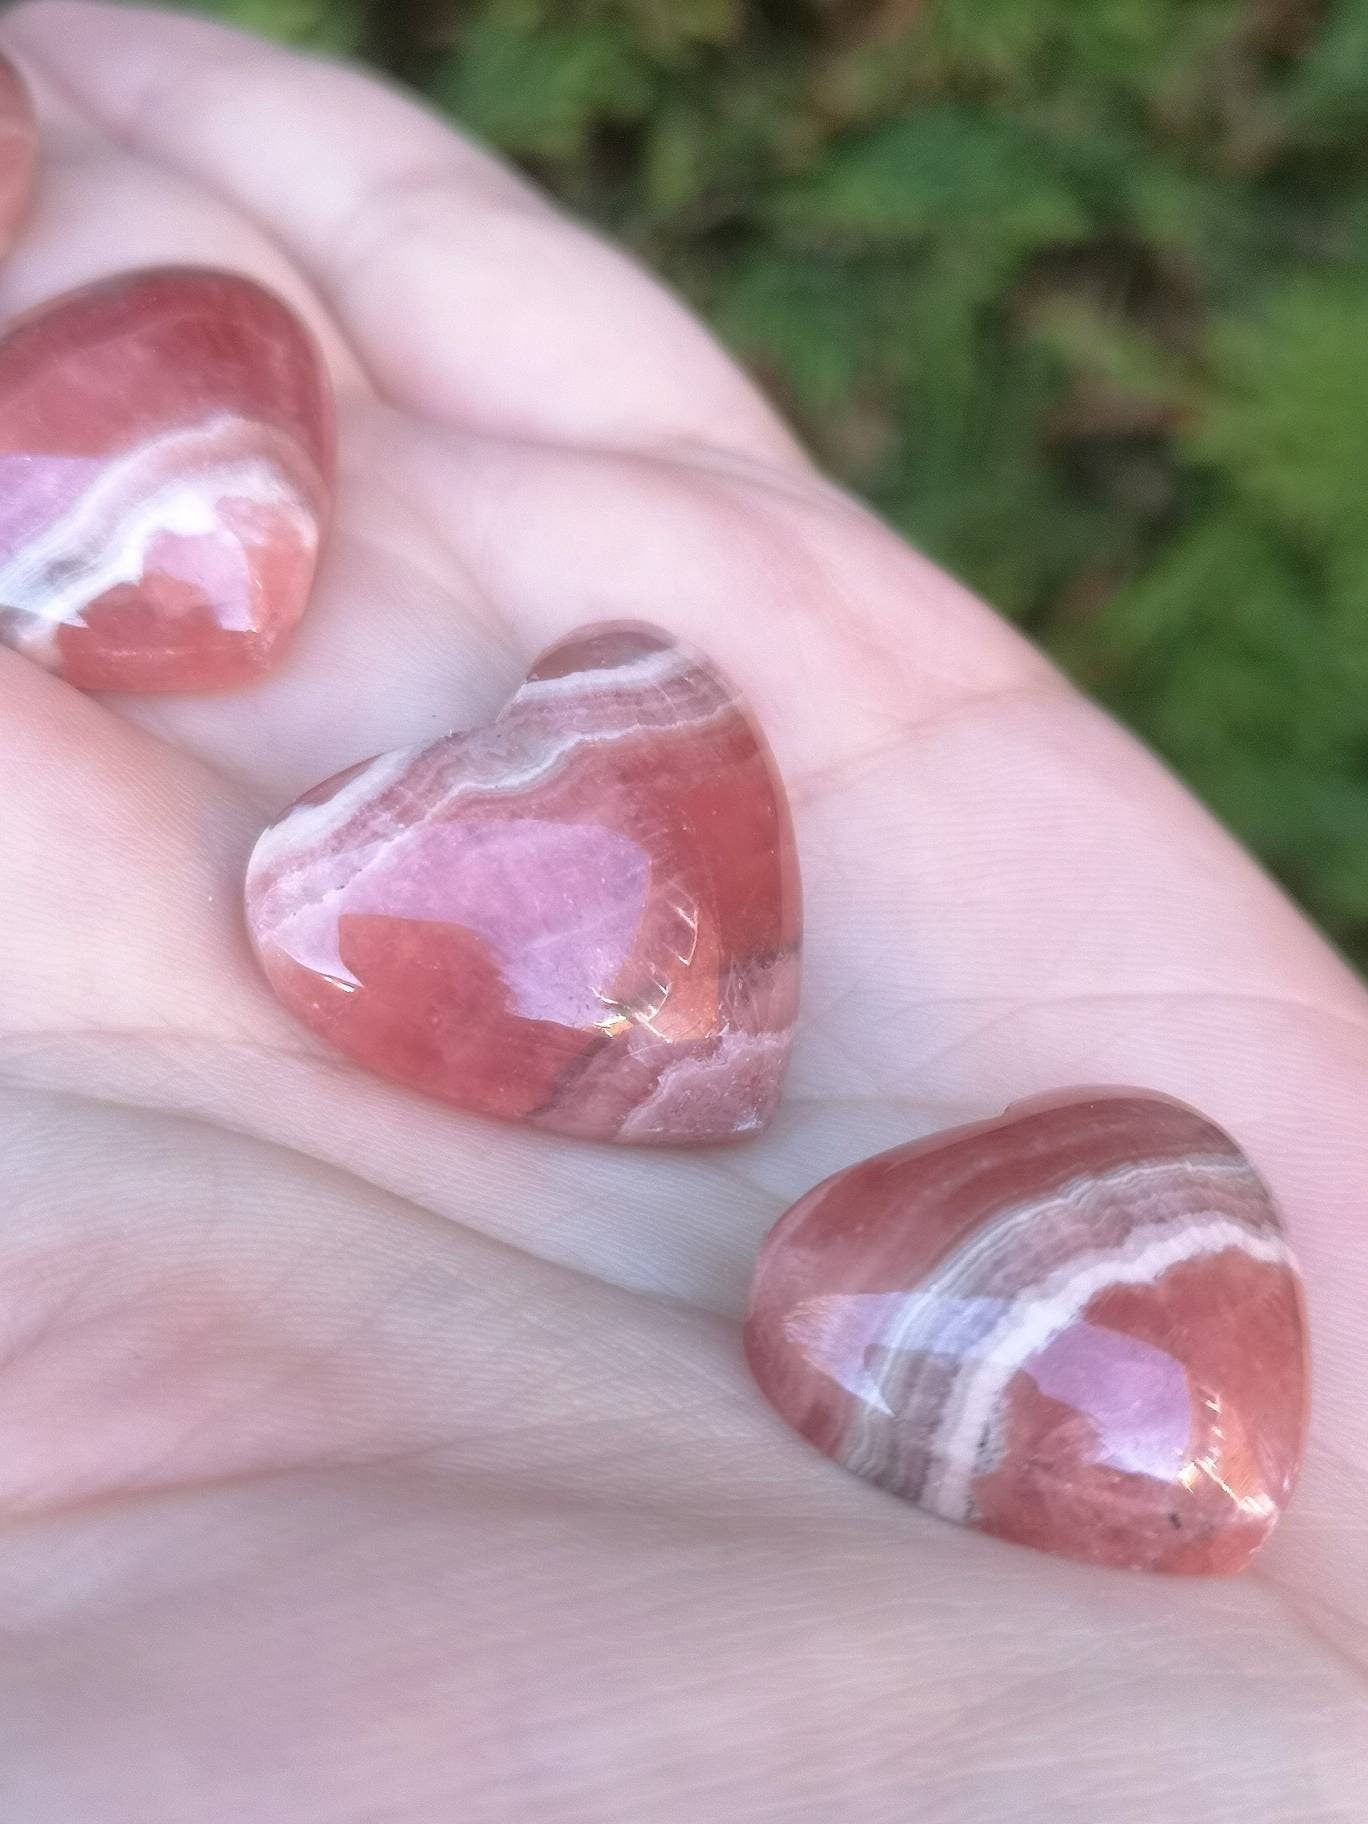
177, 0, 1368, 965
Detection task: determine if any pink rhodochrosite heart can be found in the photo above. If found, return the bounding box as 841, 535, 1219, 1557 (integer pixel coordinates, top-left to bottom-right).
245, 624, 801, 1143
0, 267, 334, 691
0, 54, 36, 255
746, 1093, 1308, 1574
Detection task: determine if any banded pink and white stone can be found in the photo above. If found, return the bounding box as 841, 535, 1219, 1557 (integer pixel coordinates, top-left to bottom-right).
245, 623, 801, 1144
0, 268, 333, 691
746, 1093, 1308, 1573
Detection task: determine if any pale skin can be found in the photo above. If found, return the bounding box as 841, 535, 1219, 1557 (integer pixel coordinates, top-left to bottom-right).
0, 3, 1364, 1817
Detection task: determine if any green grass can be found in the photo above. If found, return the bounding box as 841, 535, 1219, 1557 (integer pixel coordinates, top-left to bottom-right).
181, 0, 1368, 967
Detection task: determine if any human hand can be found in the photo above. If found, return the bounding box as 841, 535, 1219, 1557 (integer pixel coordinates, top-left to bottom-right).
0, 4, 1363, 1817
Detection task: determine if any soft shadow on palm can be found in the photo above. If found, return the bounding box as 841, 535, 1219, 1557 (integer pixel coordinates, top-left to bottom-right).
0, 5, 1365, 1820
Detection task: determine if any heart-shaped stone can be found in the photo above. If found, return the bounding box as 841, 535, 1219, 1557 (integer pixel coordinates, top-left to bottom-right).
0, 267, 333, 691
245, 623, 801, 1143
746, 1093, 1307, 1573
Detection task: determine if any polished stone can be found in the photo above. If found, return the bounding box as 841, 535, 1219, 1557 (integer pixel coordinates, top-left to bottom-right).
245, 623, 801, 1143
0, 55, 35, 254
745, 1093, 1307, 1573
0, 267, 333, 690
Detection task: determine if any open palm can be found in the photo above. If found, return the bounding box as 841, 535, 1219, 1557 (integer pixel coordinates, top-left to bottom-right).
0, 5, 1364, 1818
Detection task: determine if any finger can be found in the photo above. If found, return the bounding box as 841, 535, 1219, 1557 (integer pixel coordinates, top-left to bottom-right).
0, 25, 365, 390
0, 1080, 752, 1516
2, 1, 806, 468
